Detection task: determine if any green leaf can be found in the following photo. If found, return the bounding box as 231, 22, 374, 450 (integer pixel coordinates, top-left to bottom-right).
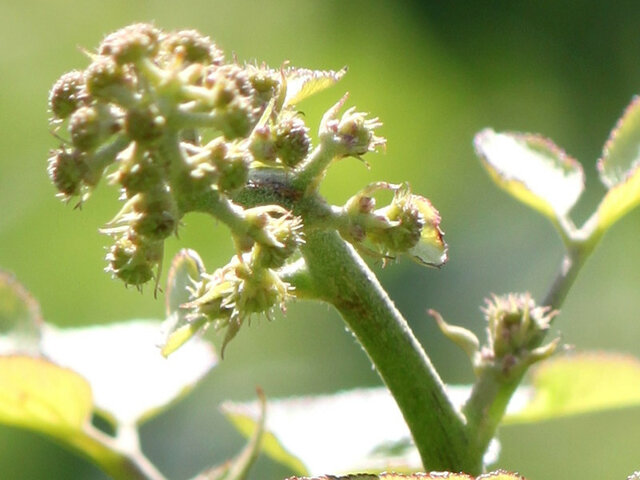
0, 270, 42, 355
284, 67, 347, 107
505, 352, 640, 424
0, 355, 92, 434
160, 249, 208, 357
41, 319, 216, 425
596, 97, 640, 231
474, 129, 584, 221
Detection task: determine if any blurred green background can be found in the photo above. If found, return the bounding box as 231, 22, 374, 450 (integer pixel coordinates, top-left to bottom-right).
2, 1, 640, 478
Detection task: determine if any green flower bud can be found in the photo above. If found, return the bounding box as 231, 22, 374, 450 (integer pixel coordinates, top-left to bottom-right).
253, 214, 304, 269
217, 97, 254, 140
114, 145, 166, 196
320, 97, 386, 158
275, 116, 310, 168
248, 67, 280, 108
217, 151, 249, 192
483, 293, 557, 361
48, 70, 87, 120
69, 105, 120, 151
47, 147, 88, 198
249, 125, 277, 164
105, 233, 163, 286
85, 56, 131, 103
161, 29, 224, 65
99, 23, 160, 65
125, 105, 166, 143
131, 190, 179, 240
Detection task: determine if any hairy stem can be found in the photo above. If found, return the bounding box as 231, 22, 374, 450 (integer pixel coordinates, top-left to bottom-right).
300, 229, 473, 471
461, 227, 601, 472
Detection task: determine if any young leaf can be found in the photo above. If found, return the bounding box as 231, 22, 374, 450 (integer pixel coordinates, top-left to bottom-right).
504, 352, 640, 424
0, 270, 42, 355
595, 97, 640, 231
474, 129, 584, 222
40, 319, 216, 426
283, 67, 347, 108
160, 249, 207, 357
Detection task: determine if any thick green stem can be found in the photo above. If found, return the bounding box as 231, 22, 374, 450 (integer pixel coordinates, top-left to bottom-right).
291, 140, 339, 193
300, 229, 473, 471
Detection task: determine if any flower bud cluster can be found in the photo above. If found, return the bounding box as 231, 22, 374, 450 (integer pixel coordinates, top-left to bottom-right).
181, 210, 303, 354
342, 182, 446, 267
47, 24, 326, 288
481, 293, 559, 377
319, 96, 386, 159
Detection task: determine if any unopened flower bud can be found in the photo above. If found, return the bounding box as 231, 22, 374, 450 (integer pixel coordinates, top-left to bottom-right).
69, 105, 120, 151
106, 233, 162, 286
131, 190, 179, 241
275, 116, 310, 168
125, 105, 166, 143
217, 98, 254, 140
161, 29, 224, 65
48, 70, 87, 120
253, 215, 304, 269
249, 126, 277, 164
85, 56, 131, 103
47, 148, 87, 198
99, 23, 160, 65
217, 152, 249, 192
483, 293, 556, 361
114, 146, 166, 196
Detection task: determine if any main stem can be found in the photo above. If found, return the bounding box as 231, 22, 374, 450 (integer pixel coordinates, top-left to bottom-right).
300, 229, 473, 471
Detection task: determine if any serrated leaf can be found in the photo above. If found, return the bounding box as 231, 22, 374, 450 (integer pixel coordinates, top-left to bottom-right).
0, 270, 42, 355
284, 67, 347, 107
160, 249, 207, 357
41, 319, 216, 425
474, 129, 584, 221
505, 352, 640, 424
595, 97, 640, 231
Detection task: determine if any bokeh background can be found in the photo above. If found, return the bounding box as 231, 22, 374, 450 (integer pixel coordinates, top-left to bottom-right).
2, 1, 640, 478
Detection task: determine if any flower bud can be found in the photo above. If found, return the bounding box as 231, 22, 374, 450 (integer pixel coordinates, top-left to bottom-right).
161, 29, 224, 65
105, 233, 163, 286
217, 97, 254, 140
85, 56, 131, 103
48, 70, 87, 120
99, 23, 160, 65
47, 147, 87, 198
125, 105, 166, 143
253, 214, 304, 269
69, 105, 120, 151
483, 293, 557, 361
275, 116, 310, 168
249, 125, 277, 164
216, 151, 249, 193
131, 190, 179, 241
114, 146, 166, 196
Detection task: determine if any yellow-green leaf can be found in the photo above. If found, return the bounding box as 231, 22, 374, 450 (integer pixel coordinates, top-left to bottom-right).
505, 352, 640, 424
284, 67, 347, 107
0, 270, 42, 355
0, 355, 91, 435
596, 97, 640, 231
474, 129, 584, 221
